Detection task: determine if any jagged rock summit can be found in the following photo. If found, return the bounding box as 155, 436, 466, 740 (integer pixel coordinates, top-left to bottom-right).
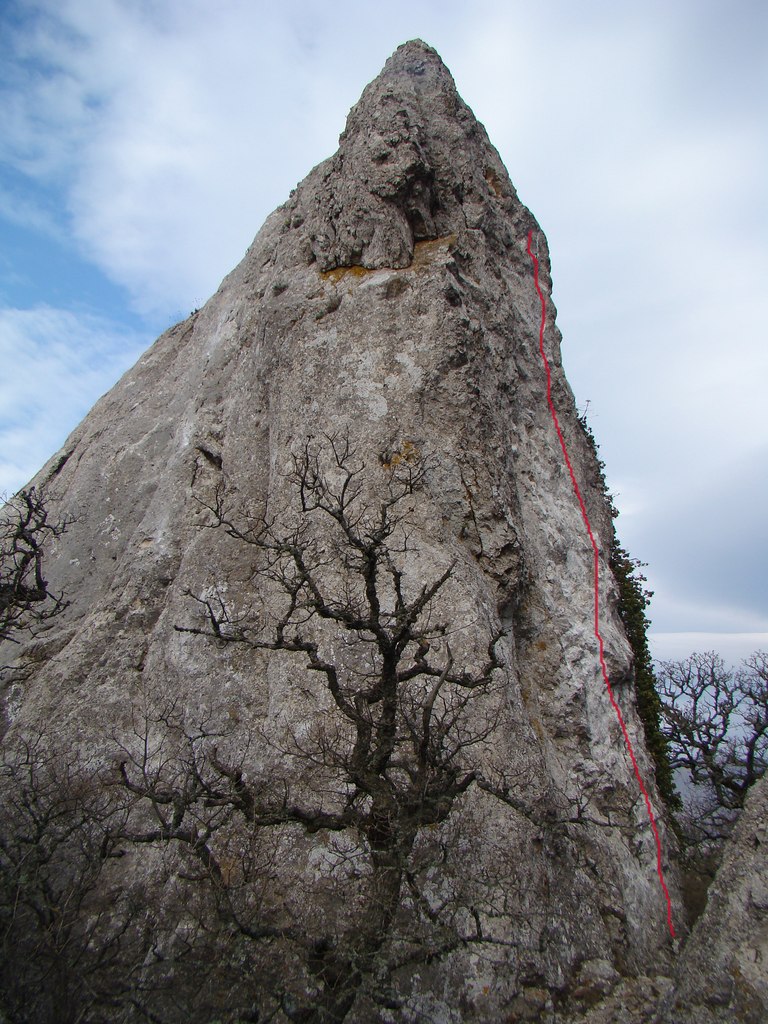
302, 39, 525, 272
2, 41, 685, 1023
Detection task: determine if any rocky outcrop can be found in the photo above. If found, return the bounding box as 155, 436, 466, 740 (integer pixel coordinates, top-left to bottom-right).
1, 40, 682, 1021
660, 773, 768, 1023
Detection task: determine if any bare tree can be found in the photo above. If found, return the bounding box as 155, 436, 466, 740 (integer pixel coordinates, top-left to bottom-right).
111, 436, 551, 1022
0, 734, 145, 1023
0, 487, 70, 646
657, 650, 768, 843
0, 448, 668, 1020
737, 650, 768, 783
0, 723, 262, 1024
656, 650, 767, 922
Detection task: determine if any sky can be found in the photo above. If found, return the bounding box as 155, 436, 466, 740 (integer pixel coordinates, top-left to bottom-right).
1, 0, 766, 663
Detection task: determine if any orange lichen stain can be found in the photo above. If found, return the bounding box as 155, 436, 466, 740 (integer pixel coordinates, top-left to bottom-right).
380, 439, 419, 471
319, 234, 457, 285
320, 264, 378, 285
484, 167, 504, 196
535, 640, 548, 651
410, 234, 457, 270
219, 854, 239, 886
530, 716, 546, 742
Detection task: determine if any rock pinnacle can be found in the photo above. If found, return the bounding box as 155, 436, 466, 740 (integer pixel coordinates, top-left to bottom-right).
1, 41, 682, 1023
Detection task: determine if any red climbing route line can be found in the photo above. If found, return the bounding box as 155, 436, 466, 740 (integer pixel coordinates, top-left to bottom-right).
526, 230, 675, 939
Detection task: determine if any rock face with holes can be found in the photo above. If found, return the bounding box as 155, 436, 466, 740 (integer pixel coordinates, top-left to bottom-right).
1, 41, 685, 1021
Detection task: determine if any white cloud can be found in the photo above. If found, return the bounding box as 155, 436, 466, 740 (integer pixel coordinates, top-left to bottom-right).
646, 587, 768, 636
1, 0, 392, 316
0, 1, 765, 636
0, 187, 64, 239
0, 306, 148, 494
649, 633, 768, 667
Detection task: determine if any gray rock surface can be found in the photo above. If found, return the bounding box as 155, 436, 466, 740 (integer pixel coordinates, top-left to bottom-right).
659, 773, 768, 1023
1, 40, 686, 1020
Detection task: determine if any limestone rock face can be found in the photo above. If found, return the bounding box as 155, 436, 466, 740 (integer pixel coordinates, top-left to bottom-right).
1, 40, 682, 1021
660, 773, 768, 1023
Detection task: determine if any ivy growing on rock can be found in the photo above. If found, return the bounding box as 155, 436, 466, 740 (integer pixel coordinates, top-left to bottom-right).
609, 542, 677, 806
578, 412, 677, 807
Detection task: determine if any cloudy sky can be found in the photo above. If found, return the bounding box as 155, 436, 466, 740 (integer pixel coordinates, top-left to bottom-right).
1, 0, 766, 662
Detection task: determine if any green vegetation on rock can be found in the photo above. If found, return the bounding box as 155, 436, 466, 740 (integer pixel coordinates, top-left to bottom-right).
609, 541, 678, 806
579, 412, 677, 807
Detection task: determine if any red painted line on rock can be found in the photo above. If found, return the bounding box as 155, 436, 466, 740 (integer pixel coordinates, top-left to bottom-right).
526, 230, 675, 939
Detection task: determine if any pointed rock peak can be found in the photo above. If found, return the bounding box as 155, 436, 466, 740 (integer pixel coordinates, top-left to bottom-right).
384, 37, 440, 63
296, 41, 520, 274
2, 34, 680, 1018
344, 39, 462, 131
377, 38, 454, 86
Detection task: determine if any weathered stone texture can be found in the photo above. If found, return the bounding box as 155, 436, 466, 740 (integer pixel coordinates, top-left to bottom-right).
1, 39, 690, 1019
659, 773, 768, 1023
